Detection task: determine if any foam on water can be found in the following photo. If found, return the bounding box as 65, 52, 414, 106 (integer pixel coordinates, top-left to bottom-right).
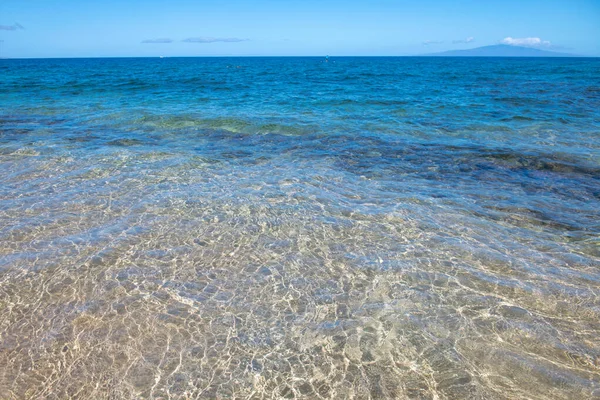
1, 57, 599, 399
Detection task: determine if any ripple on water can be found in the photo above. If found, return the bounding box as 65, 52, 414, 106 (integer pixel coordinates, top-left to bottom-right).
1, 57, 600, 399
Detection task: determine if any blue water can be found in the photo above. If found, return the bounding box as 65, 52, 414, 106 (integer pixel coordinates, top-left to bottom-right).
1, 57, 599, 399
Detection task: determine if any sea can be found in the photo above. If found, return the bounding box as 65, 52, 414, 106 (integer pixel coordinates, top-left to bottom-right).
1, 57, 599, 399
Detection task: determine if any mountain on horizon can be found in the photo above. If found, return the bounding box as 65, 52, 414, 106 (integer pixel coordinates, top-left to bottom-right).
424, 44, 579, 57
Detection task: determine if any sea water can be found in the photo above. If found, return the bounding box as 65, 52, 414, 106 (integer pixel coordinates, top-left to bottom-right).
1, 57, 599, 399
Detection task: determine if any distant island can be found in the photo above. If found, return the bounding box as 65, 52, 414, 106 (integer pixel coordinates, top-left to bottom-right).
424, 44, 579, 57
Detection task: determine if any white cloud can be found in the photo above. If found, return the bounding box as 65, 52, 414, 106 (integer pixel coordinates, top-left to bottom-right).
501, 37, 551, 48
0, 22, 24, 31
422, 40, 443, 46
142, 38, 173, 44
453, 37, 475, 44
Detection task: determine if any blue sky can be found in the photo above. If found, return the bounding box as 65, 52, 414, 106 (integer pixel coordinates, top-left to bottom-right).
1, 0, 599, 58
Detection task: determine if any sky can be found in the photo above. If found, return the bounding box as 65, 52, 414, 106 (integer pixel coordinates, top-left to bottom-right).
1, 0, 599, 58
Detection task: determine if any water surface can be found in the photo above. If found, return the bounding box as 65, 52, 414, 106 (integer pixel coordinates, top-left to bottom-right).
1, 57, 599, 399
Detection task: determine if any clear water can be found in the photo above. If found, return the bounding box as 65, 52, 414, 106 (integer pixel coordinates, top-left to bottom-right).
1, 57, 599, 399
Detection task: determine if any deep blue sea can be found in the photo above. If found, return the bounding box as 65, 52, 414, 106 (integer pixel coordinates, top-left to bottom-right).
1, 57, 599, 399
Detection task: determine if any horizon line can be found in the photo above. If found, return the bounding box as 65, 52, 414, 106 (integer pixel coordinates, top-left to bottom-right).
1, 54, 598, 60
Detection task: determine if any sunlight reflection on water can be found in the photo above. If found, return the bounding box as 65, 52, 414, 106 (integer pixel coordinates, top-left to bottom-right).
1, 57, 599, 399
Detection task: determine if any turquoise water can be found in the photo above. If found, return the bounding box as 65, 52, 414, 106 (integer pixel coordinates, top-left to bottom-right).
1, 57, 599, 399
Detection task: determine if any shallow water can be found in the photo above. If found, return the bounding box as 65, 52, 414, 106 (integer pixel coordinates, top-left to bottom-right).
1, 57, 600, 399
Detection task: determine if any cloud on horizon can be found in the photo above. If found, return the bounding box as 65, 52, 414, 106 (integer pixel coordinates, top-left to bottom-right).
182, 37, 248, 43
501, 37, 551, 48
453, 37, 475, 44
142, 38, 173, 44
0, 22, 24, 31
422, 40, 443, 46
